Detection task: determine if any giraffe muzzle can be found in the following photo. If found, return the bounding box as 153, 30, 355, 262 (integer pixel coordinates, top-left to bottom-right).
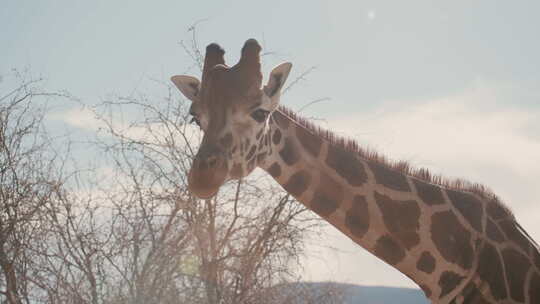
188, 146, 228, 199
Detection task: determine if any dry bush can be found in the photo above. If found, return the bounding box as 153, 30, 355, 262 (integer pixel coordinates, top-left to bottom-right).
0, 30, 343, 304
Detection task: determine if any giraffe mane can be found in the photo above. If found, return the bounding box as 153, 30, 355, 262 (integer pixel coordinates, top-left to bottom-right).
277, 105, 514, 217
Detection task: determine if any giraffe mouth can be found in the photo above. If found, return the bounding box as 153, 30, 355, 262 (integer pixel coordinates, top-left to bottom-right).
188, 154, 228, 199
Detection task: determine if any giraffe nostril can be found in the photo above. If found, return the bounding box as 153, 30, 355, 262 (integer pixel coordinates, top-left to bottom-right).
207, 156, 218, 168
195, 145, 224, 170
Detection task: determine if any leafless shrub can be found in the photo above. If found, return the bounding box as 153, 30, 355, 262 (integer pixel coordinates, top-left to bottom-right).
85, 79, 326, 303
0, 28, 343, 304
0, 70, 69, 303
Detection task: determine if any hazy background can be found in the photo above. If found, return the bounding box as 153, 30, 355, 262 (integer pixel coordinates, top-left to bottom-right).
2, 0, 539, 288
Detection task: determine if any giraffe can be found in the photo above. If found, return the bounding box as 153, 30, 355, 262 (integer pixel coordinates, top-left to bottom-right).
171, 39, 540, 304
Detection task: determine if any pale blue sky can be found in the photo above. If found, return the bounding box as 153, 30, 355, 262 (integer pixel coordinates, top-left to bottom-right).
3, 1, 540, 109
2, 0, 540, 288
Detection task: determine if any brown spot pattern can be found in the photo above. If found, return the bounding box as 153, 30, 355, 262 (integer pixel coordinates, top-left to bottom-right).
273, 112, 289, 129
368, 162, 411, 191
296, 126, 322, 157
272, 129, 282, 145
486, 219, 505, 242
283, 170, 311, 197
267, 162, 281, 178
486, 199, 510, 220
431, 211, 474, 269
325, 145, 367, 186
499, 219, 531, 252
446, 190, 483, 233
438, 271, 464, 298
374, 235, 405, 265
220, 133, 233, 148
374, 192, 420, 249
419, 285, 431, 298
476, 242, 507, 301
345, 195, 370, 239
417, 251, 436, 274
256, 152, 266, 163
501, 248, 530, 302
310, 174, 343, 217
279, 138, 299, 166
412, 179, 445, 205
462, 283, 491, 304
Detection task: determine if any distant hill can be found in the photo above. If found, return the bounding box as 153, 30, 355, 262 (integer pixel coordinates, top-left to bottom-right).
340, 283, 429, 304
282, 282, 430, 304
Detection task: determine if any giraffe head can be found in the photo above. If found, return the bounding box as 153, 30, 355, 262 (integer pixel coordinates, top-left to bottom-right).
171, 39, 292, 198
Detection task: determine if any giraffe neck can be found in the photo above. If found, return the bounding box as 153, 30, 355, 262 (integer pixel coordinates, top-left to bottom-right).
258, 108, 540, 304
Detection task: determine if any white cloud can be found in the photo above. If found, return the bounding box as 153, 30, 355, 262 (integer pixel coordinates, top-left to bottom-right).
58, 107, 106, 132
343, 89, 540, 177
330, 83, 540, 212
302, 81, 540, 287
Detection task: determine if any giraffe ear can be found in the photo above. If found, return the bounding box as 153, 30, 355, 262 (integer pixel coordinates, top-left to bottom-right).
264, 62, 292, 98
171, 75, 200, 103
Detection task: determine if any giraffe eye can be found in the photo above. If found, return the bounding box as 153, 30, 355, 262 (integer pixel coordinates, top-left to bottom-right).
251, 109, 270, 123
